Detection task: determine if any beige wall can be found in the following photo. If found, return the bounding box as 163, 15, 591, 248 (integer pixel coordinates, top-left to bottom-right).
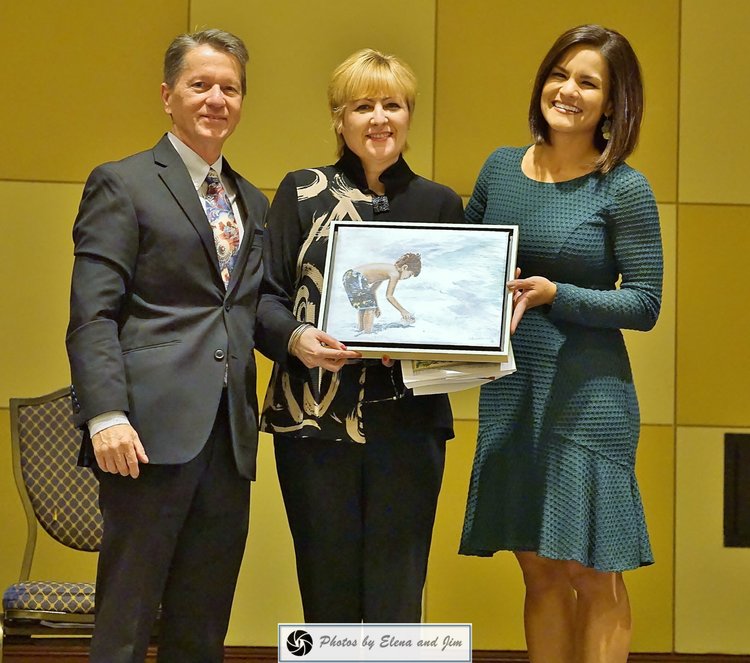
1, 0, 748, 654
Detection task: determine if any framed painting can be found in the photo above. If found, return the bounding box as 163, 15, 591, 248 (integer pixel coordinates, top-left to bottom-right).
317, 221, 518, 362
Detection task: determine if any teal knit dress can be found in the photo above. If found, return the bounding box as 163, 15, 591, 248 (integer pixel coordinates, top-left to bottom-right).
459, 146, 663, 572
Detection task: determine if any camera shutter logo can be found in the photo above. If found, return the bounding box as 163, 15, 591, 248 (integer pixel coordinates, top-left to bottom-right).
286, 629, 313, 656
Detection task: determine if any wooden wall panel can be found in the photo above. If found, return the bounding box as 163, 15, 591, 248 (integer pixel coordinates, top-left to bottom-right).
676, 205, 750, 427
434, 0, 679, 201
0, 182, 83, 404
679, 1, 750, 204
0, 0, 188, 183
675, 427, 750, 653
190, 0, 438, 189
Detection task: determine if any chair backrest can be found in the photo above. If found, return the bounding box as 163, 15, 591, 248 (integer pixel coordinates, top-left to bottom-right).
9, 387, 102, 579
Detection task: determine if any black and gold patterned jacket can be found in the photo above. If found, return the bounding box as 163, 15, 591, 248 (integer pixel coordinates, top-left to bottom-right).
257, 147, 464, 443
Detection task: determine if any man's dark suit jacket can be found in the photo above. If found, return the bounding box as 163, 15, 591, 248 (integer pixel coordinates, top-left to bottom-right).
66, 134, 269, 480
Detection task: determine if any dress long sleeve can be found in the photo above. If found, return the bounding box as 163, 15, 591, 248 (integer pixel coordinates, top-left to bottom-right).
549, 168, 662, 331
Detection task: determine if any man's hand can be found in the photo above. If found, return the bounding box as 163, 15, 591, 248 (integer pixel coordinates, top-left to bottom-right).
92, 424, 149, 478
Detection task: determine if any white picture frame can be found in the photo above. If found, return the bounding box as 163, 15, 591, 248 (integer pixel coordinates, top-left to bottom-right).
318, 221, 518, 362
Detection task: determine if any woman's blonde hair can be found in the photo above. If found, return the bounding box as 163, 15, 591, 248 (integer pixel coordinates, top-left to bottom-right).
328, 48, 417, 156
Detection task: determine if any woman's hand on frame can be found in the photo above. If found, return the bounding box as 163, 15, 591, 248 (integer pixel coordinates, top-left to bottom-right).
506, 275, 557, 334
293, 327, 361, 372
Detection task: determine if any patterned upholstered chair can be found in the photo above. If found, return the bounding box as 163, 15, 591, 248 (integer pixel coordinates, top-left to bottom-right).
1, 387, 100, 654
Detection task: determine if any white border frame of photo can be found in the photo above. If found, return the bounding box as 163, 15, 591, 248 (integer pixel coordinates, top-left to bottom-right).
318, 220, 519, 362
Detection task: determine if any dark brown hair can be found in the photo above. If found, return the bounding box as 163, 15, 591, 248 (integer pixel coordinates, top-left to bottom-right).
164, 29, 249, 96
395, 252, 421, 276
528, 24, 644, 173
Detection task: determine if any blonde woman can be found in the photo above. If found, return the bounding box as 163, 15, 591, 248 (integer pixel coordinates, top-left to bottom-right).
257, 48, 464, 622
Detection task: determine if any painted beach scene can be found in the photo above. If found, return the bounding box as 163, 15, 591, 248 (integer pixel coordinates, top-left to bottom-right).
322, 222, 515, 350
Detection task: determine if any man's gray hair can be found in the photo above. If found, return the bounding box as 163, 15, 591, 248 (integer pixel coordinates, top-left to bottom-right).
163, 28, 249, 96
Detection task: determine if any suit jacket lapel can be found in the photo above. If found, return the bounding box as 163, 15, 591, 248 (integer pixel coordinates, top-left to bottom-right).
152, 135, 223, 284
223, 158, 255, 297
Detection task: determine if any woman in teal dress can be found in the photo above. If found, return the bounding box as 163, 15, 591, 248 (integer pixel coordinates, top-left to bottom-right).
460, 25, 663, 663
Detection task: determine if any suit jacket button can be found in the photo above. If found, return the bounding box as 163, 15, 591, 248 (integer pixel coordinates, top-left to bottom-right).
214, 349, 226, 361
225, 304, 231, 312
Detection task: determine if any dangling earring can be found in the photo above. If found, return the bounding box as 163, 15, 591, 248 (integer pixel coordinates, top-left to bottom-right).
601, 116, 612, 141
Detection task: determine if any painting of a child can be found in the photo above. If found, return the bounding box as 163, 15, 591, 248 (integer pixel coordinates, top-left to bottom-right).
342, 252, 421, 333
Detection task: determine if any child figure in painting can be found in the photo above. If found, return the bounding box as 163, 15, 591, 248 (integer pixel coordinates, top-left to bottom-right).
342, 252, 421, 333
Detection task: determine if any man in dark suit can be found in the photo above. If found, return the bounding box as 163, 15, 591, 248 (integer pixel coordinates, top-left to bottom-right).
66, 29, 269, 663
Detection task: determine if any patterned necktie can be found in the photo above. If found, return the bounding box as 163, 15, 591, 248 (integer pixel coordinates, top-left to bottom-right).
203, 168, 240, 287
